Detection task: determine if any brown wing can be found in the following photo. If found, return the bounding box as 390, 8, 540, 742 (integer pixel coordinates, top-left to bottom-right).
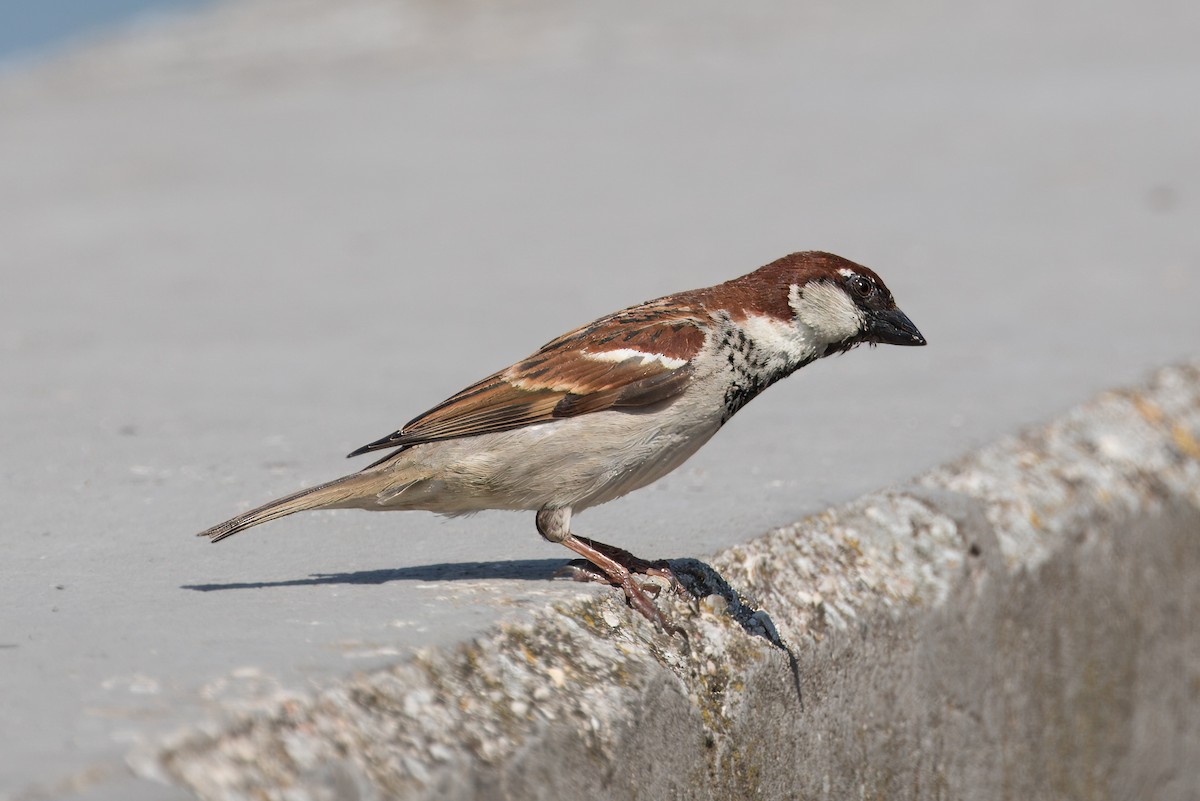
348, 306, 708, 458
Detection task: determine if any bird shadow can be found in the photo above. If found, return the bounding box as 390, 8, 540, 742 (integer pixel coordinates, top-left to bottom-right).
182, 555, 802, 705
668, 558, 805, 707
180, 558, 570, 591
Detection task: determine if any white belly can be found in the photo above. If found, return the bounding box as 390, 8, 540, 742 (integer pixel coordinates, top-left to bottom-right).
358, 404, 722, 515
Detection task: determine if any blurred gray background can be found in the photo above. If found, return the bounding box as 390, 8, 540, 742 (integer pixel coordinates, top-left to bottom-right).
0, 0, 209, 64
1, 0, 1197, 797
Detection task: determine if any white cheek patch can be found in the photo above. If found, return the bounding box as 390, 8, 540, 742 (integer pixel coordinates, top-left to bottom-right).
738, 313, 817, 366
583, 348, 688, 370
789, 282, 864, 344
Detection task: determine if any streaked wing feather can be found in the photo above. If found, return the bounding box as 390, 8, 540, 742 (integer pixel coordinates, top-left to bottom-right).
552, 362, 695, 417
348, 308, 707, 457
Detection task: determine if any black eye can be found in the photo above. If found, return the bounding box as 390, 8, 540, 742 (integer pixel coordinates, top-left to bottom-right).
850, 275, 872, 298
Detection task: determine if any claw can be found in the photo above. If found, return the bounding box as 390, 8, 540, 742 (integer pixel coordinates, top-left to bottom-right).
553, 561, 611, 585
618, 574, 686, 638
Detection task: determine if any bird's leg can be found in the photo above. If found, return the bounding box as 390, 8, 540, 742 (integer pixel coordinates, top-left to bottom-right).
536, 508, 682, 635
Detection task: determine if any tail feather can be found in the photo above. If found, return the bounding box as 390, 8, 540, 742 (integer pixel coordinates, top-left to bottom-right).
197, 471, 382, 543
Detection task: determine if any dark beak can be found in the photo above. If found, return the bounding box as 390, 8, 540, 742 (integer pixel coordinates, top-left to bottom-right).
869, 307, 926, 346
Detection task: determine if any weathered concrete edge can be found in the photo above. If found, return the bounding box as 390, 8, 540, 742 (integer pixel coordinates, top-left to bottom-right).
142, 362, 1200, 800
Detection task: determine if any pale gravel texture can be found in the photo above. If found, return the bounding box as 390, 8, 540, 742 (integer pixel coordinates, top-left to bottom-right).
150, 365, 1200, 799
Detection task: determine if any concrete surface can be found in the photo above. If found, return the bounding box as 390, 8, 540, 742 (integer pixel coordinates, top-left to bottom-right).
151, 363, 1200, 800
1, 0, 1198, 797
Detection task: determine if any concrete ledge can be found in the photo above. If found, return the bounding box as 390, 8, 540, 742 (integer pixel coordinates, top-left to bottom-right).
146, 364, 1200, 800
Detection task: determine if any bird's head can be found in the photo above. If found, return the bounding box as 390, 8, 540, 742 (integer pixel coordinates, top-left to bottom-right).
763, 251, 926, 356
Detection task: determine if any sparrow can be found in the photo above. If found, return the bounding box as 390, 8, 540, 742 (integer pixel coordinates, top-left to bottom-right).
197, 251, 925, 631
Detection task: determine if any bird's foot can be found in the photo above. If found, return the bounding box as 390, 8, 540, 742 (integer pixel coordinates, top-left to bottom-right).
562, 537, 683, 592
556, 535, 685, 637
556, 559, 676, 597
